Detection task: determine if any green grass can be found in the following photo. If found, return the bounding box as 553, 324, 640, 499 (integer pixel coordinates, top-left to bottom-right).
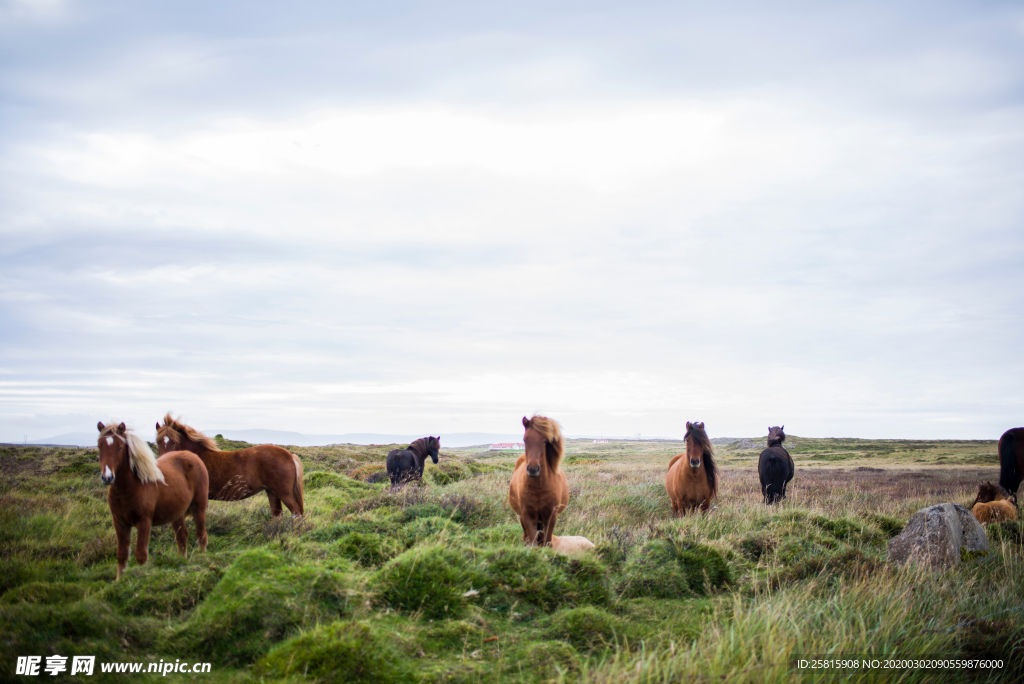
0, 440, 1020, 683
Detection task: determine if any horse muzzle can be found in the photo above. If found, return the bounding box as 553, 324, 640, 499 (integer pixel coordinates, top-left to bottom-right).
526, 465, 541, 478
689, 459, 701, 469
101, 466, 115, 485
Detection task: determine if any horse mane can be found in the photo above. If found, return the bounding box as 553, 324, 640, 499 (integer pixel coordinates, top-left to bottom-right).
685, 422, 717, 494
160, 413, 219, 452
407, 436, 436, 458
767, 426, 786, 448
100, 421, 165, 484
526, 415, 564, 472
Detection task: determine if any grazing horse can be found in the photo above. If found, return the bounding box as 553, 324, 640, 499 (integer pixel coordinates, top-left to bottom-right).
508, 415, 569, 546
758, 425, 795, 504
971, 481, 1018, 524
97, 421, 208, 579
665, 421, 718, 515
386, 436, 440, 487
157, 414, 304, 517
998, 427, 1024, 495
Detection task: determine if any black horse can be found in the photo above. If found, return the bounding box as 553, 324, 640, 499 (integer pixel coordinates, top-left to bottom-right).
386, 436, 440, 487
758, 425, 794, 504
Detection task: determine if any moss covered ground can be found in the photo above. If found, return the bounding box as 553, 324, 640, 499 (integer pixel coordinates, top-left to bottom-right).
0, 436, 1021, 683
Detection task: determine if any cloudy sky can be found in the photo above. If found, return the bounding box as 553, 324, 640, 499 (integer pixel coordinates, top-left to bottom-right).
1, 0, 1022, 442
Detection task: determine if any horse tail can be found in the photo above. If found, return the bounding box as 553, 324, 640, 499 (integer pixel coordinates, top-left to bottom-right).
291, 453, 305, 515
999, 431, 1020, 494
764, 455, 787, 504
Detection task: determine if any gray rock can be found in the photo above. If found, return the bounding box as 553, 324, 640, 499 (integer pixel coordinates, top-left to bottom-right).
886, 503, 989, 569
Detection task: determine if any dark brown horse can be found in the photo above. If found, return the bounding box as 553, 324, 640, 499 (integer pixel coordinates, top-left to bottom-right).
970, 481, 1017, 524
386, 436, 440, 487
665, 421, 718, 515
999, 427, 1024, 495
98, 421, 208, 579
157, 414, 304, 517
508, 415, 569, 546
758, 425, 795, 504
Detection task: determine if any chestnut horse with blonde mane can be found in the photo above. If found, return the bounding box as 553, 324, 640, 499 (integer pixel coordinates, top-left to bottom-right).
157, 414, 304, 517
97, 421, 208, 579
971, 481, 1018, 524
508, 415, 569, 547
665, 421, 718, 515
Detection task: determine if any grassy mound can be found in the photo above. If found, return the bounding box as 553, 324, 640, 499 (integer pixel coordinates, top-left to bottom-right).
375, 545, 482, 619
170, 548, 350, 665
335, 531, 400, 567
101, 561, 224, 617
547, 606, 620, 651
479, 546, 611, 613
256, 621, 413, 684
619, 539, 731, 598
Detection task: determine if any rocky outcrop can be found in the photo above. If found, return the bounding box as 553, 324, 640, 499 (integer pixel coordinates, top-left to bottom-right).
887, 503, 988, 569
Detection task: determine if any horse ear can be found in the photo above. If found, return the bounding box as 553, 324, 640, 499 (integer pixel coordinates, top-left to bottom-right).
97, 421, 105, 432
686, 421, 692, 430
117, 422, 126, 434
781, 425, 784, 431
697, 422, 704, 429
156, 422, 161, 431
523, 416, 530, 428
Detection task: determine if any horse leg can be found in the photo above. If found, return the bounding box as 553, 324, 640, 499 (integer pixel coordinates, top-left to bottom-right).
192, 501, 208, 552
519, 515, 537, 545
267, 491, 283, 518
114, 522, 131, 580
171, 517, 188, 557
540, 513, 558, 548
134, 519, 152, 567
276, 489, 303, 518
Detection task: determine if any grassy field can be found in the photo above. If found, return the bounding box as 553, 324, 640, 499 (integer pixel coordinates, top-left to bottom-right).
1, 434, 1021, 683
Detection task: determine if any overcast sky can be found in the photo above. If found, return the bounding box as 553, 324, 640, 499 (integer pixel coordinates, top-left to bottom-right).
1, 0, 1022, 442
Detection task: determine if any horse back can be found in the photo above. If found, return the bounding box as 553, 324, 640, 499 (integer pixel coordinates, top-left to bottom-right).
151, 451, 209, 525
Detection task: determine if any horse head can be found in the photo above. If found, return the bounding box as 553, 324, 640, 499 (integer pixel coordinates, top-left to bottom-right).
428, 436, 440, 464
684, 421, 707, 469
155, 419, 183, 455
97, 421, 128, 485
767, 425, 786, 447
973, 481, 1013, 507
522, 415, 563, 478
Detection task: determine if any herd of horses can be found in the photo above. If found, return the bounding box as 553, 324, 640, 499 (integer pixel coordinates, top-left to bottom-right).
92, 415, 1023, 578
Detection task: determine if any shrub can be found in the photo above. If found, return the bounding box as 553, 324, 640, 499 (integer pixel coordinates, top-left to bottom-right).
426, 461, 470, 486
548, 606, 619, 651
350, 464, 388, 482
375, 545, 481, 619
619, 539, 731, 598
101, 562, 223, 617
256, 621, 413, 684
171, 548, 349, 665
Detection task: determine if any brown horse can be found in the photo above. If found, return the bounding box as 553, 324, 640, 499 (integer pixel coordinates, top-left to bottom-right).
998, 427, 1024, 495
97, 421, 208, 579
970, 481, 1017, 524
157, 414, 304, 517
508, 415, 569, 547
665, 421, 718, 515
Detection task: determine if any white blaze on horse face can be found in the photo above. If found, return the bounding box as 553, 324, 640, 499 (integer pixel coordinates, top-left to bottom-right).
106, 436, 114, 445
163, 436, 169, 446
